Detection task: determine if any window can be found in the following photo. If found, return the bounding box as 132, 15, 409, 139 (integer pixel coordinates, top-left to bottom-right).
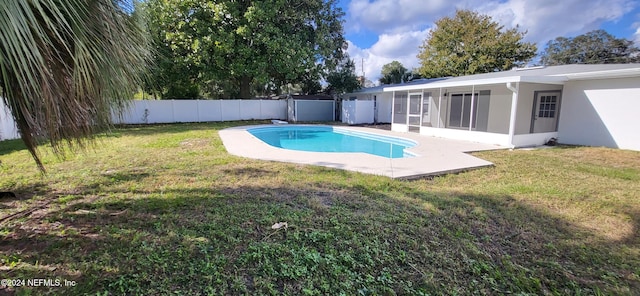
538, 95, 557, 118
448, 93, 478, 129
421, 96, 430, 126
409, 95, 421, 115
393, 92, 408, 124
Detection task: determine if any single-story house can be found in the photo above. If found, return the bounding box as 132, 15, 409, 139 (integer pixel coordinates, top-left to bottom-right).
345, 64, 640, 151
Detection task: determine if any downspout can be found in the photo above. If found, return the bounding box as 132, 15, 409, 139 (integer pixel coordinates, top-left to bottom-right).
419, 89, 424, 129
506, 82, 519, 148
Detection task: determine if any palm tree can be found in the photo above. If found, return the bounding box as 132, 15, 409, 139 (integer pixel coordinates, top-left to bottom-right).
0, 0, 150, 171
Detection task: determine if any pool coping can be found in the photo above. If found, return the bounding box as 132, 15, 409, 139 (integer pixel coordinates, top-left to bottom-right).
219, 124, 507, 179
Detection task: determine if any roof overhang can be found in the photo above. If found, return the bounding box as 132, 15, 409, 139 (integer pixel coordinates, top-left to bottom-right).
352, 88, 385, 94
558, 68, 640, 80
378, 66, 640, 93
383, 75, 567, 92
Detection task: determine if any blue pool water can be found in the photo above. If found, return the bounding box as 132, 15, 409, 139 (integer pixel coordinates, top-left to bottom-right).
248, 126, 416, 158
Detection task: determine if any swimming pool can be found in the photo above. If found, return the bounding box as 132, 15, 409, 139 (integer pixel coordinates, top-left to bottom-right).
248, 125, 416, 158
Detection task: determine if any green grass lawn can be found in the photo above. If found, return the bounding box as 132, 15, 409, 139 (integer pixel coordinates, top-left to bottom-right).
1, 121, 639, 295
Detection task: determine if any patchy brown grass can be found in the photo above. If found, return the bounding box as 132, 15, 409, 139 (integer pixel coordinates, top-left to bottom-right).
0, 122, 639, 295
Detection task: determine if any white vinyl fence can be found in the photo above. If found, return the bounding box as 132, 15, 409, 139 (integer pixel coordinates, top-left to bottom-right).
0, 102, 19, 141
113, 99, 287, 124
342, 100, 374, 124
0, 99, 288, 141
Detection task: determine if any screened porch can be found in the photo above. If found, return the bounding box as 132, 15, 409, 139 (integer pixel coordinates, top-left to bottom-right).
389, 82, 563, 148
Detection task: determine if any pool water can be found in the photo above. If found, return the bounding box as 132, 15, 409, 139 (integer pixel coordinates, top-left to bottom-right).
248, 126, 416, 158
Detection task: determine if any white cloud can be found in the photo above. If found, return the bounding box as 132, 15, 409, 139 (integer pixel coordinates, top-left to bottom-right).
347, 0, 637, 45
348, 0, 448, 34
479, 0, 636, 45
347, 29, 430, 83
370, 31, 430, 57
344, 0, 639, 84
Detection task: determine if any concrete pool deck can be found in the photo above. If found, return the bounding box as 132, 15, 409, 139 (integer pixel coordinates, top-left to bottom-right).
219, 124, 507, 179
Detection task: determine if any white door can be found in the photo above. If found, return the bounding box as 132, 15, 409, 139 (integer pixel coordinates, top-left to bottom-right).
533, 92, 561, 133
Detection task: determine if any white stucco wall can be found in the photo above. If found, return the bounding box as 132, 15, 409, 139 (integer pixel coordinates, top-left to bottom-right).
420, 126, 511, 146
558, 77, 640, 150
483, 85, 511, 134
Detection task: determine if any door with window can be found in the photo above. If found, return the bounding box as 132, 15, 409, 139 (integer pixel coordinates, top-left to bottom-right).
532, 91, 561, 133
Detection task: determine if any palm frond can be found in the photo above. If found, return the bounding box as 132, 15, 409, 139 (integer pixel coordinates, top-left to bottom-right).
0, 0, 151, 171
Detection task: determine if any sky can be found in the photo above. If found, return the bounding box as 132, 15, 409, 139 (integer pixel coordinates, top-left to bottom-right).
336, 0, 640, 83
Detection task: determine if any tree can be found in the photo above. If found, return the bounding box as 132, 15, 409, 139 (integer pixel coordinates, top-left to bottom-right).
380, 61, 407, 84
0, 0, 151, 170
379, 61, 422, 84
417, 10, 537, 78
144, 0, 346, 99
300, 76, 323, 95
362, 78, 376, 88
325, 56, 361, 96
540, 30, 640, 65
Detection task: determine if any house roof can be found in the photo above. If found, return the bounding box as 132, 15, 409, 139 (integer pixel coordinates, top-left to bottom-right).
382, 64, 640, 92
351, 84, 386, 94
353, 78, 449, 94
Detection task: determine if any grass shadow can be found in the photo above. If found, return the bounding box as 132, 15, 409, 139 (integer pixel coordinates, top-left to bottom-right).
0, 138, 27, 157
1, 123, 638, 295
221, 167, 274, 178
1, 181, 638, 295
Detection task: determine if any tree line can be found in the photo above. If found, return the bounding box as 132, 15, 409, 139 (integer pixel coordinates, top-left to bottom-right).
143, 4, 640, 95
141, 0, 359, 99
144, 4, 639, 97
